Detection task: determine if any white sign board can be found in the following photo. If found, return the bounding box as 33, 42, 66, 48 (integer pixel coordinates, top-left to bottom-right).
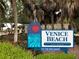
42, 30, 73, 47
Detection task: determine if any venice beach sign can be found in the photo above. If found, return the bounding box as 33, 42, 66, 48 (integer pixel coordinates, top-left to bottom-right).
27, 21, 74, 53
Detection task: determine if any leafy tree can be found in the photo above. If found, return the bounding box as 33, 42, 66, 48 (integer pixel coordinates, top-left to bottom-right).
0, 0, 6, 30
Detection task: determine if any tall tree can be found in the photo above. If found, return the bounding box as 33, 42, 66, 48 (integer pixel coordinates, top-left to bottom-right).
11, 0, 18, 43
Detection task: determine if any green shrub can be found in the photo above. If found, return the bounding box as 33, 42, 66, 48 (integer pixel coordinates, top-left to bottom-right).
0, 42, 76, 59
0, 42, 33, 59
35, 53, 76, 59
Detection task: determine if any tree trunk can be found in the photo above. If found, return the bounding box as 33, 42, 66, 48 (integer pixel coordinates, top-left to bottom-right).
51, 13, 54, 29
61, 8, 64, 29
12, 0, 18, 43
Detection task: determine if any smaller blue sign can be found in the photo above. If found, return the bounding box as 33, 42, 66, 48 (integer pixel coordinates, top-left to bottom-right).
27, 21, 41, 48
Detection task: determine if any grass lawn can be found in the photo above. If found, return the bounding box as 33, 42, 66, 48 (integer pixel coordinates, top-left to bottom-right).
0, 42, 33, 59
0, 42, 76, 59
35, 53, 76, 59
